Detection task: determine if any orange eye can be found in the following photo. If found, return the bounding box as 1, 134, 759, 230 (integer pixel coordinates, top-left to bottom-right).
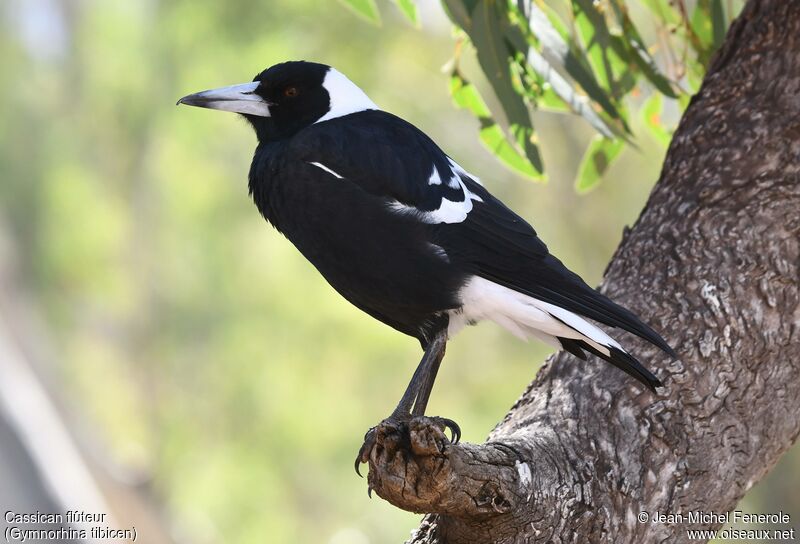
284, 87, 299, 97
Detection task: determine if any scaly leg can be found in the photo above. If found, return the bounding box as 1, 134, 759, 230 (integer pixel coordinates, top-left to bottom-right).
355, 330, 459, 475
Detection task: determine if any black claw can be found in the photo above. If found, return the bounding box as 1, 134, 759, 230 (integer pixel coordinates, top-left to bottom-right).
355, 426, 377, 476
450, 423, 461, 444
433, 416, 461, 444
355, 415, 461, 483
355, 457, 363, 477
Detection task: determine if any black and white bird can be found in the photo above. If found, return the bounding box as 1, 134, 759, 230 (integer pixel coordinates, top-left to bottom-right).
178, 61, 674, 469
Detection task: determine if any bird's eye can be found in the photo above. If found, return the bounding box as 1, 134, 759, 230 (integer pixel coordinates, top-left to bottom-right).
284, 87, 299, 98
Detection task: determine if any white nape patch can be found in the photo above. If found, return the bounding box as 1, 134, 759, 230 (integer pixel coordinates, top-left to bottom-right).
390, 162, 483, 224
447, 277, 620, 356
308, 161, 344, 179
315, 68, 378, 124
515, 460, 532, 499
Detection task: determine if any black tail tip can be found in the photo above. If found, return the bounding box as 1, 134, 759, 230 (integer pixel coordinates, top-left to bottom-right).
662, 344, 679, 360
607, 346, 664, 394
645, 375, 664, 394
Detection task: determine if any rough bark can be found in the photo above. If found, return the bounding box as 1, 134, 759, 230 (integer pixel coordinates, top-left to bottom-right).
363, 1, 800, 542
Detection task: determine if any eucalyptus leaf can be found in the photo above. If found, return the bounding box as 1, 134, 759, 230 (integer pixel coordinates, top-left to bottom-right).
691, 1, 714, 48
575, 135, 624, 193
711, 0, 726, 49
639, 0, 682, 25
446, 0, 544, 173
525, 48, 615, 138
522, 1, 624, 123
571, 0, 631, 104
392, 0, 419, 26
640, 92, 672, 147
481, 123, 543, 179
450, 71, 543, 180
337, 0, 381, 24
608, 0, 678, 97
449, 71, 491, 117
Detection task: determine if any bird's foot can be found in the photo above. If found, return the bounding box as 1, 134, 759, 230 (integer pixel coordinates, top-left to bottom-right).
354, 415, 461, 479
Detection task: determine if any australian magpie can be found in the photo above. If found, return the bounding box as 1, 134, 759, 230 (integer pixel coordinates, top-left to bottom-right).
178, 61, 675, 472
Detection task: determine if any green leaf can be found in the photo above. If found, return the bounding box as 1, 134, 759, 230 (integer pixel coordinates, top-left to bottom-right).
524, 47, 615, 138
711, 0, 726, 49
640, 92, 672, 147
337, 0, 381, 24
677, 91, 692, 113
575, 135, 624, 193
480, 123, 543, 179
449, 72, 543, 180
639, 0, 681, 25
608, 0, 678, 98
392, 0, 419, 26
449, 72, 491, 117
691, 1, 713, 48
689, 0, 730, 65
569, 0, 632, 129
537, 1, 571, 39
444, 0, 543, 174
441, 0, 478, 28
522, 1, 624, 124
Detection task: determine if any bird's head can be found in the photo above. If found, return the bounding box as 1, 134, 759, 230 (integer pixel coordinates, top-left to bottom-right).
177, 61, 377, 142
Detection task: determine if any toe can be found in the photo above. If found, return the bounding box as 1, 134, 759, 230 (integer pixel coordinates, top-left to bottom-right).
355, 427, 377, 476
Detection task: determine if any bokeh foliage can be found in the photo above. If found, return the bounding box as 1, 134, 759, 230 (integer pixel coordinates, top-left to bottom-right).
344, 0, 744, 190
0, 1, 796, 543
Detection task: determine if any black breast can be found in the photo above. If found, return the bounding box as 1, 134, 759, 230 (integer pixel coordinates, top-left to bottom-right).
248, 141, 465, 345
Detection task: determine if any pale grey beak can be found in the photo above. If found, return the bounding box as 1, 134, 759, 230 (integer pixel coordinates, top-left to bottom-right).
177, 81, 272, 117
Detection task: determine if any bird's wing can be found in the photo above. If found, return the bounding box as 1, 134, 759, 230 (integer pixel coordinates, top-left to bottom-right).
433, 179, 675, 358
289, 111, 674, 358
286, 110, 482, 222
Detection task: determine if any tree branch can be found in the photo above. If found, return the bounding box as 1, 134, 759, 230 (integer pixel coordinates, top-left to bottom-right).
364, 1, 800, 542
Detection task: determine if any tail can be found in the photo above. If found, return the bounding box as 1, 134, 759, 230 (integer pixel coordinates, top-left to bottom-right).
557, 337, 662, 392
536, 298, 663, 392
459, 278, 666, 391
480, 255, 677, 359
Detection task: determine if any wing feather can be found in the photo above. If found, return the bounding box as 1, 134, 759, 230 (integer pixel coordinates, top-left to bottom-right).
287, 110, 674, 358
435, 180, 676, 357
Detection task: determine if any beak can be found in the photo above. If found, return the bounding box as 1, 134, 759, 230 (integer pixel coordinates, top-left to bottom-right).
177, 81, 272, 117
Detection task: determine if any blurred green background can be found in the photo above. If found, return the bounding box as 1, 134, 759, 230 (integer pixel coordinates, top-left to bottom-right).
0, 1, 796, 542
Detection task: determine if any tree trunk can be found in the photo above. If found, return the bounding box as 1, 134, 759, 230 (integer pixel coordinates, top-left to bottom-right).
363, 1, 800, 542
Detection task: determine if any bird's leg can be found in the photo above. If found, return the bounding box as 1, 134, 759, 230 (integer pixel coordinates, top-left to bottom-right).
409, 342, 461, 443
390, 331, 447, 417
356, 330, 460, 475
410, 343, 445, 416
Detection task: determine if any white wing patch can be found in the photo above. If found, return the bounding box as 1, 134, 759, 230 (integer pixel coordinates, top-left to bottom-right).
428, 166, 443, 186
448, 158, 481, 187
308, 161, 344, 179
315, 68, 378, 124
391, 159, 483, 224
448, 276, 621, 356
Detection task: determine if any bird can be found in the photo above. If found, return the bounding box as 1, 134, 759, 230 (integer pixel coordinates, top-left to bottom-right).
177, 60, 675, 473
